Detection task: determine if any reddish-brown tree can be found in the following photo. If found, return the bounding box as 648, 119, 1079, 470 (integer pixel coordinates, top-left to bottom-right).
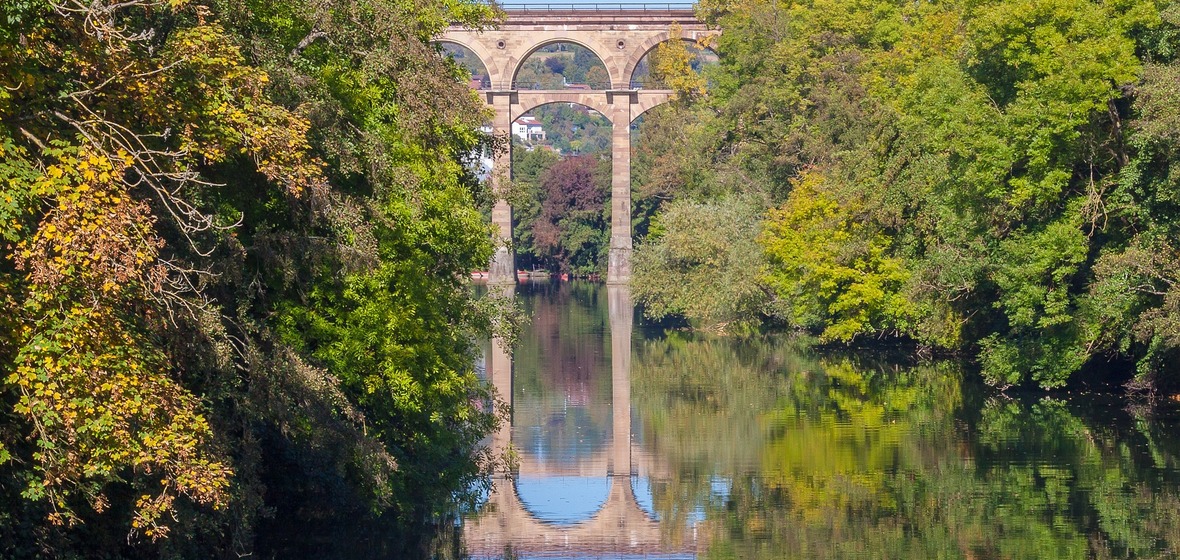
532, 156, 610, 274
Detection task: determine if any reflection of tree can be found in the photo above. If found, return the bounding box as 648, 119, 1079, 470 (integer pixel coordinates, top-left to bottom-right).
632, 333, 1180, 558
633, 333, 815, 470
631, 333, 819, 541
511, 283, 614, 467
961, 399, 1180, 558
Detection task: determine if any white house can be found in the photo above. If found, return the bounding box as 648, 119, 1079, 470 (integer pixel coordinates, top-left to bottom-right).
471, 125, 495, 181
512, 116, 546, 142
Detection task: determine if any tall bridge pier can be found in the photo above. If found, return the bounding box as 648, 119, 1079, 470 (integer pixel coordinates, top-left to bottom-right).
440, 7, 716, 284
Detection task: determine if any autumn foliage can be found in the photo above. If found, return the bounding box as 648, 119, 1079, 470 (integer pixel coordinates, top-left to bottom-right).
531, 155, 611, 273
1, 0, 501, 555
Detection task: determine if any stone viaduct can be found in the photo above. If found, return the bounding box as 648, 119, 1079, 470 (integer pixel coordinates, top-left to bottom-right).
439, 7, 717, 284
468, 285, 699, 557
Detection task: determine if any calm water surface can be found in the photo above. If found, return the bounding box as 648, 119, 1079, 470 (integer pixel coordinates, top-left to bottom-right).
460, 282, 1180, 559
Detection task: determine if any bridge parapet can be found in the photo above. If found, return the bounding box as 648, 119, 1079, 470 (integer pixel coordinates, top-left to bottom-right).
497, 3, 695, 10
496, 4, 698, 25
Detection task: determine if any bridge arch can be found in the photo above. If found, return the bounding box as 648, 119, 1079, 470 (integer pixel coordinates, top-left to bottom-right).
623, 30, 673, 87
632, 38, 712, 86
440, 10, 716, 284
631, 97, 673, 124
514, 475, 614, 525
514, 97, 614, 121
510, 39, 614, 90
436, 39, 500, 89
627, 37, 717, 87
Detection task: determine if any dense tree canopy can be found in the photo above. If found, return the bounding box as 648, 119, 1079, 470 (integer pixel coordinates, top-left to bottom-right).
632, 0, 1180, 389
505, 114, 613, 275
1, 0, 505, 556
531, 155, 611, 275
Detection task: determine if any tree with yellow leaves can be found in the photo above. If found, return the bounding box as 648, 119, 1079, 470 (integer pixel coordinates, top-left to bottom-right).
649, 23, 710, 100
1, 0, 502, 555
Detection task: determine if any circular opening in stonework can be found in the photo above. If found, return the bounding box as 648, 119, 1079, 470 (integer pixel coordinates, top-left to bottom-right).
616, 40, 626, 50
497, 40, 506, 49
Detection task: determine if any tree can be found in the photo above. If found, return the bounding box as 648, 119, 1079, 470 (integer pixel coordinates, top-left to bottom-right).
586, 66, 611, 89
761, 172, 916, 343
511, 145, 561, 270
649, 24, 708, 99
632, 0, 1180, 388
0, 0, 503, 554
532, 156, 611, 274
544, 56, 566, 74
632, 196, 773, 331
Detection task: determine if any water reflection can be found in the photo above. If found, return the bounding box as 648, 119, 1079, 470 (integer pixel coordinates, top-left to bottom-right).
464, 283, 1180, 559
467, 284, 692, 558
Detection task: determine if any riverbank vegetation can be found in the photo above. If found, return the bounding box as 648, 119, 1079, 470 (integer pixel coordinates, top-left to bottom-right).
632, 0, 1180, 390
0, 0, 506, 556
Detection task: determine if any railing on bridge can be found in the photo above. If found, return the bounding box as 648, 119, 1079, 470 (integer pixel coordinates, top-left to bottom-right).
484, 80, 668, 91
510, 80, 613, 90
495, 3, 695, 11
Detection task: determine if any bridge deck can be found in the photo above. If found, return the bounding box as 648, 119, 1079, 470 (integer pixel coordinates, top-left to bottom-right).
493, 3, 700, 25
499, 12, 698, 25
497, 2, 694, 8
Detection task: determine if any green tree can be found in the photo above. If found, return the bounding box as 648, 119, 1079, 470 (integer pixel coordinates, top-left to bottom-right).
649, 24, 709, 99
632, 196, 772, 330
761, 172, 916, 343
510, 144, 561, 269
0, 0, 503, 555
634, 0, 1180, 387
532, 156, 611, 275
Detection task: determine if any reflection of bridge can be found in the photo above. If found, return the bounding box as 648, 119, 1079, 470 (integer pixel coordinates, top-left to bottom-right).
440, 10, 717, 284
466, 286, 698, 557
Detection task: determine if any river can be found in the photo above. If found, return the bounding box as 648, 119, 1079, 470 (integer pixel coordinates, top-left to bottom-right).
455, 281, 1180, 559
